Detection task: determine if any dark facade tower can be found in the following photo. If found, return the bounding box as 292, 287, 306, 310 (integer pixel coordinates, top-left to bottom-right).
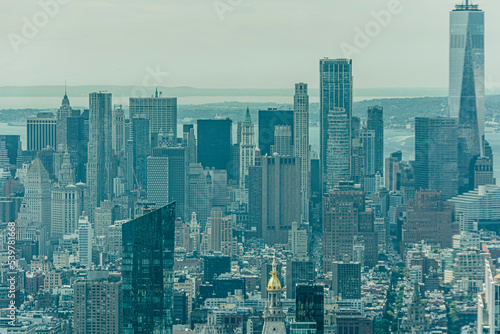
197, 119, 232, 174
320, 58, 353, 190
414, 117, 459, 200
332, 261, 361, 299
258, 109, 294, 157
122, 203, 175, 334
131, 117, 151, 191
367, 106, 384, 175
296, 284, 324, 334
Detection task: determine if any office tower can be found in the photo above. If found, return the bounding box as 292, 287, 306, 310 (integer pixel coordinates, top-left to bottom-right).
147, 156, 169, 208
248, 165, 263, 237
288, 221, 308, 258
24, 157, 51, 230
450, 2, 485, 193
296, 284, 324, 334
320, 58, 353, 189
0, 135, 22, 171
285, 258, 315, 299
414, 117, 459, 200
77, 215, 93, 267
326, 108, 351, 188
56, 91, 79, 150
323, 186, 378, 272
261, 155, 301, 245
197, 119, 232, 172
122, 203, 175, 334
474, 156, 495, 187
50, 184, 84, 239
262, 259, 286, 334
449, 185, 500, 232
207, 207, 233, 257
152, 147, 188, 221
183, 124, 197, 164
131, 117, 151, 191
332, 261, 361, 299
385, 151, 403, 191
129, 93, 177, 144
74, 271, 122, 334
367, 106, 384, 175
203, 254, 231, 284
360, 128, 375, 176
112, 107, 126, 156
403, 190, 458, 249
27, 112, 57, 152
55, 151, 75, 186
271, 126, 293, 156
213, 274, 246, 298
87, 92, 114, 220
66, 110, 89, 183
294, 83, 310, 220
258, 108, 294, 157
237, 108, 256, 188
95, 200, 118, 237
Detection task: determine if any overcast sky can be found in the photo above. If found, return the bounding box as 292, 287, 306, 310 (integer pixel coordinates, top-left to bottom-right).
1, 0, 499, 89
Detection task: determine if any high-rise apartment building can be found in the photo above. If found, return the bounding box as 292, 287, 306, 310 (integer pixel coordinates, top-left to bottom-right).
87, 92, 114, 221
74, 271, 122, 334
367, 106, 384, 175
294, 83, 310, 221
325, 108, 351, 188
414, 117, 459, 200
77, 215, 93, 268
129, 93, 177, 144
122, 203, 175, 334
320, 58, 353, 190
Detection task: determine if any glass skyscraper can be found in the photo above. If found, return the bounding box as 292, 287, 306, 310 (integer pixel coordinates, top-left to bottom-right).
449, 1, 485, 192
122, 203, 175, 334
320, 58, 353, 190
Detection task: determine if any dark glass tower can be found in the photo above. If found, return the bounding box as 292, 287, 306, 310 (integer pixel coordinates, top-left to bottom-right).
197, 119, 232, 172
258, 108, 294, 157
122, 203, 175, 334
296, 284, 324, 334
414, 117, 459, 200
367, 106, 384, 175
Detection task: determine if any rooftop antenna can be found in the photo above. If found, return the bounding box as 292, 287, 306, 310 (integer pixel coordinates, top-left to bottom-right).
64, 80, 67, 95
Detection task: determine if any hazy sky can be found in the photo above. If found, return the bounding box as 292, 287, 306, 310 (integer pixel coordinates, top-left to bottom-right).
1, 0, 500, 89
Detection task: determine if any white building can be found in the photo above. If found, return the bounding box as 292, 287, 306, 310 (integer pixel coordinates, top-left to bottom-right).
77, 215, 93, 268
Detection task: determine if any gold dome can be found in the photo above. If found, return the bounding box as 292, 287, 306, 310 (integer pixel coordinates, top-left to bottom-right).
267, 258, 282, 291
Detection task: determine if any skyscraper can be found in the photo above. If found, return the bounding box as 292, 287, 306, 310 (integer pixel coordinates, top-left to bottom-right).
332, 261, 361, 300
122, 203, 175, 334
131, 117, 151, 191
258, 108, 294, 157
77, 215, 93, 268
129, 93, 177, 144
295, 284, 324, 334
147, 156, 169, 209
51, 184, 84, 239
56, 92, 78, 150
27, 113, 57, 152
207, 207, 233, 257
197, 119, 232, 172
414, 117, 459, 200
367, 106, 384, 175
87, 92, 114, 221
112, 107, 126, 156
325, 108, 351, 188
285, 257, 315, 299
152, 146, 188, 221
238, 108, 256, 188
294, 83, 310, 220
262, 155, 301, 245
449, 2, 485, 193
271, 126, 293, 156
320, 58, 353, 190
24, 157, 51, 231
